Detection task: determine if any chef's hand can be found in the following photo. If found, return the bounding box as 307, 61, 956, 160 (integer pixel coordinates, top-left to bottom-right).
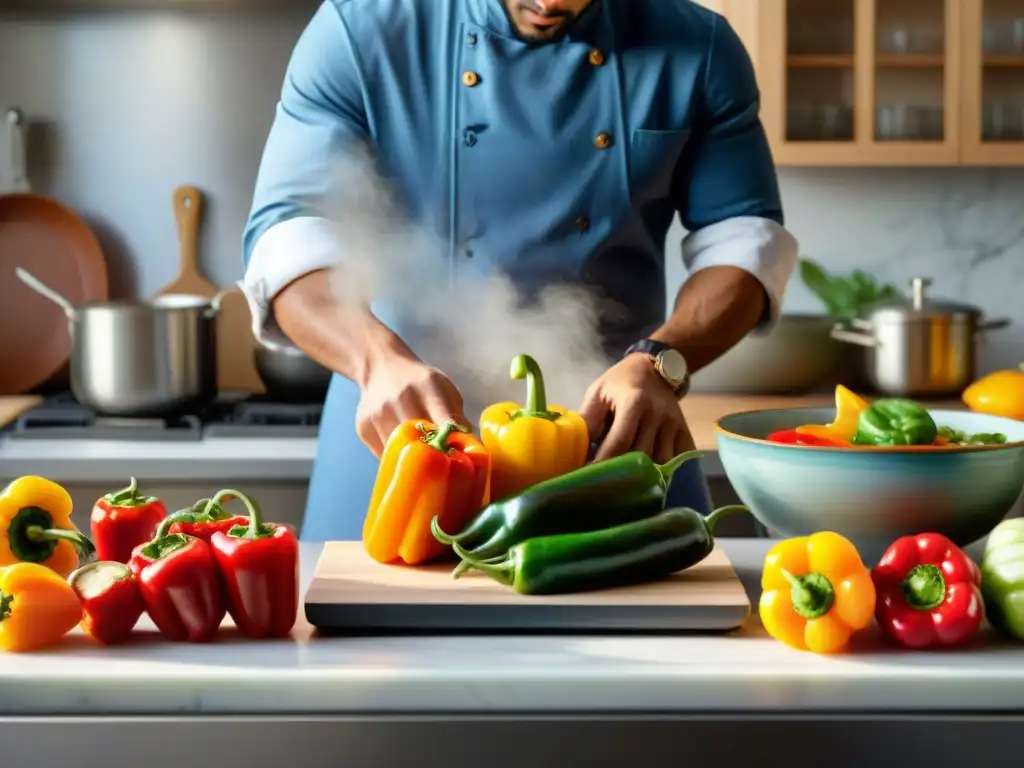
355, 354, 467, 458
579, 353, 694, 464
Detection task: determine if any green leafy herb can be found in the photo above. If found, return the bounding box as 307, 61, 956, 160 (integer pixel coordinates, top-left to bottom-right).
799, 258, 902, 319
937, 426, 1007, 446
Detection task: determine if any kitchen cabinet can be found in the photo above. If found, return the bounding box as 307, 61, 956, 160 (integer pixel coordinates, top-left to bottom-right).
702, 0, 1024, 166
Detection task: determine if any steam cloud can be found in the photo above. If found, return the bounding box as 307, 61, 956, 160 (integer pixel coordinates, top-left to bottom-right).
322, 145, 614, 422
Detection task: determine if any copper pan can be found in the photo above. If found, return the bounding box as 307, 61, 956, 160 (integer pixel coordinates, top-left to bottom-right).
0, 107, 108, 394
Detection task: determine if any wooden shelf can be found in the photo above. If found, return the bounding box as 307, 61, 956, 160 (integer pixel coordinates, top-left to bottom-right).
983, 54, 1024, 68
787, 53, 946, 69
876, 53, 945, 68
787, 54, 854, 68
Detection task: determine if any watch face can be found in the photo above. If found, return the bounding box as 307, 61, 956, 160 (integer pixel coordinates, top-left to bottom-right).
659, 349, 689, 384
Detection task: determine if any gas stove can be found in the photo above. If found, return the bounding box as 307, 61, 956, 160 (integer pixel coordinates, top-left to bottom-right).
4, 392, 323, 441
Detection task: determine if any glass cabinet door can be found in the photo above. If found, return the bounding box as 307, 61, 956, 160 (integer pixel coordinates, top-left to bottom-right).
961, 0, 1024, 163
759, 0, 960, 164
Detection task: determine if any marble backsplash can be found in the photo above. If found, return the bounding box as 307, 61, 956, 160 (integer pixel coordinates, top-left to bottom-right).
1, 10, 1023, 373
665, 166, 1024, 373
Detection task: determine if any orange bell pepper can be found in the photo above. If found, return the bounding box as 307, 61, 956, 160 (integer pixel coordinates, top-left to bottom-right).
796, 384, 869, 443
759, 531, 876, 654
480, 354, 589, 502
0, 562, 84, 652
0, 476, 95, 578
363, 419, 491, 565
962, 363, 1024, 421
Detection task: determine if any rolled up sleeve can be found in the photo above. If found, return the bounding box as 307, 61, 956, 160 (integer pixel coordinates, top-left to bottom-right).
241, 1, 370, 343
673, 15, 799, 332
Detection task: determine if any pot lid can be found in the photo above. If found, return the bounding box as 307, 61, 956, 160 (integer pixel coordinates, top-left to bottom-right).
865, 277, 982, 321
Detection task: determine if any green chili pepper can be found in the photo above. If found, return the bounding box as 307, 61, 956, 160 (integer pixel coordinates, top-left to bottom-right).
852, 398, 938, 446
432, 449, 703, 569
980, 518, 1024, 640
451, 505, 747, 595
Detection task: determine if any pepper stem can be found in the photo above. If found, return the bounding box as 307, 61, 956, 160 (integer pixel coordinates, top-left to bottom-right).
105, 476, 139, 504
901, 563, 947, 611
421, 421, 468, 454
704, 504, 749, 533
208, 488, 271, 540
655, 450, 704, 485
780, 568, 835, 620
25, 525, 95, 560
0, 589, 12, 622
451, 543, 515, 585
509, 354, 559, 421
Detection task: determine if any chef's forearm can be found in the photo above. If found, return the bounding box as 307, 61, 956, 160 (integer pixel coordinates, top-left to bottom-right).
648, 265, 766, 374
272, 269, 416, 388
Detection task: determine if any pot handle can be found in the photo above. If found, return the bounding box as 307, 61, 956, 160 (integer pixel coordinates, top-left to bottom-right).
977, 317, 1011, 333
204, 288, 232, 318
830, 322, 880, 348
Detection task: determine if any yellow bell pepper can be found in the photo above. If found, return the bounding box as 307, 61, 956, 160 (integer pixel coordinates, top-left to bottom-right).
759, 531, 876, 654
962, 363, 1024, 421
796, 384, 869, 443
0, 476, 95, 578
0, 562, 84, 652
480, 354, 589, 502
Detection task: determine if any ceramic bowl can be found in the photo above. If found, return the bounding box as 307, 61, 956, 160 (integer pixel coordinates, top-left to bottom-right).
715, 408, 1024, 563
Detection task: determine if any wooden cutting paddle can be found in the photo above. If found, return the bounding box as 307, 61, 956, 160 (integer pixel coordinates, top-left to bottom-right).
216, 286, 265, 394
156, 185, 218, 299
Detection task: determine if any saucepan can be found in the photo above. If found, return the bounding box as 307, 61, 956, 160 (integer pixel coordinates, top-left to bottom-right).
16, 267, 229, 417
254, 343, 332, 402
830, 277, 1010, 397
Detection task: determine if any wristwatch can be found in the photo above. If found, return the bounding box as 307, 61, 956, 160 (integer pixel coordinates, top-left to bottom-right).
623, 339, 691, 397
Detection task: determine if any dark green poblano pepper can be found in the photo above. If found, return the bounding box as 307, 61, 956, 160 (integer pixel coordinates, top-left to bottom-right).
981, 518, 1024, 640
852, 398, 938, 446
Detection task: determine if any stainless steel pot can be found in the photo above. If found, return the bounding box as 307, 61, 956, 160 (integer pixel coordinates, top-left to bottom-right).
254, 344, 332, 402
690, 313, 843, 395
830, 276, 1010, 397
16, 268, 226, 417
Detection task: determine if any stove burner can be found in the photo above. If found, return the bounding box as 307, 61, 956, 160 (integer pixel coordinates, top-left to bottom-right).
203, 399, 322, 438
8, 398, 204, 441
2, 393, 323, 441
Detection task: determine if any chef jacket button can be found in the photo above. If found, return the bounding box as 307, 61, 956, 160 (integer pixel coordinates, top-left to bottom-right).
594, 132, 612, 149
574, 215, 590, 231
462, 70, 480, 87
467, 32, 478, 46
588, 49, 605, 66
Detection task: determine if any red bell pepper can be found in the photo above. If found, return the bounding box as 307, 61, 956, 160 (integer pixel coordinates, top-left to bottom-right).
67, 560, 146, 645
207, 488, 299, 639
129, 531, 226, 643
160, 497, 248, 543
765, 429, 850, 448
90, 477, 167, 564
871, 533, 984, 649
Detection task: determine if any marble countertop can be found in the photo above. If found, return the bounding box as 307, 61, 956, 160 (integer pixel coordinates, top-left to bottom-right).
2, 539, 1024, 716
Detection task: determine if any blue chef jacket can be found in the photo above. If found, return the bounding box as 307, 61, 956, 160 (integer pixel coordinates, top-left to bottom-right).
241, 0, 795, 541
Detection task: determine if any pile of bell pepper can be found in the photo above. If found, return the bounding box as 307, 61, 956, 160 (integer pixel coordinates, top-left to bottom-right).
765, 385, 1008, 448
760, 530, 995, 654
0, 475, 299, 652
363, 353, 590, 566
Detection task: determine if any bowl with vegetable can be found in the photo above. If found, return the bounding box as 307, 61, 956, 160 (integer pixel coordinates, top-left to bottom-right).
714, 385, 1024, 562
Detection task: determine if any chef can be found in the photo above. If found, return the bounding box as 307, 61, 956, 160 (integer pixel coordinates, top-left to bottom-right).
241, 0, 799, 541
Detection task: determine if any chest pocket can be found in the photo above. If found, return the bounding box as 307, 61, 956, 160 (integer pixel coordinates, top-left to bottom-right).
628, 128, 692, 204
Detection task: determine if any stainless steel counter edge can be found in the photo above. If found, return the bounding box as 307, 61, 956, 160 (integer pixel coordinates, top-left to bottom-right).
0, 435, 726, 482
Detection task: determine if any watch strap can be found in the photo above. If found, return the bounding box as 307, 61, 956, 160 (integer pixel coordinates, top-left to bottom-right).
623, 339, 689, 396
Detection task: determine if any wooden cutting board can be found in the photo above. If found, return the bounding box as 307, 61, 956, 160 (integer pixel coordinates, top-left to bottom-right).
304, 542, 751, 633
215, 286, 264, 393
0, 395, 42, 429
155, 186, 218, 299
